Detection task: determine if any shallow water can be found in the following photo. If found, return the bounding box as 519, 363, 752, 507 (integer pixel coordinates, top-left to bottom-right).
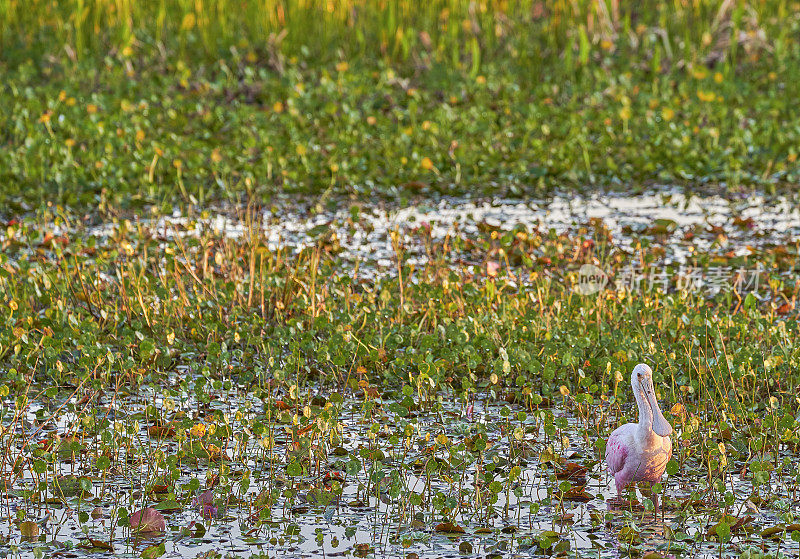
3, 373, 798, 559
3, 190, 800, 558
73, 190, 800, 279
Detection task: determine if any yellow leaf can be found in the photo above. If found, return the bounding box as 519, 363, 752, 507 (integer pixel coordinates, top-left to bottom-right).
697, 90, 715, 102
181, 13, 196, 30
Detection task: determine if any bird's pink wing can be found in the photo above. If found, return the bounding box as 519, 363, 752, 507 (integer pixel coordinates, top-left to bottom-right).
605, 433, 628, 475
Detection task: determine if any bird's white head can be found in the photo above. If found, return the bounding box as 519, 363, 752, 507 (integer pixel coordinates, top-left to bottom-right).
631, 363, 673, 437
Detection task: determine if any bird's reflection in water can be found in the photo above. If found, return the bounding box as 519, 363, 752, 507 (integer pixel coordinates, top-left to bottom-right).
589, 492, 677, 558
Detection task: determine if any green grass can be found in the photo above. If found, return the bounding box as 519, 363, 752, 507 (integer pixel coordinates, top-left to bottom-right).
1, 1, 799, 209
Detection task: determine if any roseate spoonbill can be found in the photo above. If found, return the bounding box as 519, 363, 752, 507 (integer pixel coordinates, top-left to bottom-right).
605, 363, 673, 511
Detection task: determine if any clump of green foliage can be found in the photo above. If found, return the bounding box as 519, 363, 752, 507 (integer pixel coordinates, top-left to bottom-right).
0, 1, 799, 208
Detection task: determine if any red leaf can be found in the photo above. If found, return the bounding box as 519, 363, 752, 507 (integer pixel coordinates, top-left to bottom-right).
777, 301, 794, 315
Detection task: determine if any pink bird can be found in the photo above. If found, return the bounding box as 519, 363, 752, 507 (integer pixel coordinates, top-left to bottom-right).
605, 363, 673, 511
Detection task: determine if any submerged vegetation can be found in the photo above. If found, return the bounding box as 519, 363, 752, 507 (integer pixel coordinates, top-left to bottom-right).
1, 0, 800, 557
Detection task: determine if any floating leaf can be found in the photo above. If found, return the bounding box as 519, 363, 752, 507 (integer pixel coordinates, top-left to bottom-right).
85, 538, 113, 551
141, 542, 166, 559
130, 507, 166, 533
618, 526, 640, 544
561, 487, 593, 502
762, 524, 800, 540
555, 461, 587, 481
19, 521, 39, 539
435, 522, 465, 534
152, 500, 182, 513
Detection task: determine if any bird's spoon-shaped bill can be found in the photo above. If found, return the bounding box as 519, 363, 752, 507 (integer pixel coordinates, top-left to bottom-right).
644, 382, 673, 437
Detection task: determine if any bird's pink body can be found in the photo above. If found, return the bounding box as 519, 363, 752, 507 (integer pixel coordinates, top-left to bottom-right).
605, 364, 673, 510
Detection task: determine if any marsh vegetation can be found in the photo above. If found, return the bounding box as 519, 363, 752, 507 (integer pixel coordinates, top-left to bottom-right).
2, 1, 800, 557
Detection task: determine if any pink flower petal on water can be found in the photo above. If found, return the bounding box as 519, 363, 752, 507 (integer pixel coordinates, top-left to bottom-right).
195, 490, 218, 519
130, 507, 166, 533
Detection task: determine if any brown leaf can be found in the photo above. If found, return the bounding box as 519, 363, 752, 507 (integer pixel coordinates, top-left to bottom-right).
274, 399, 293, 411
555, 462, 587, 480
363, 385, 381, 399
148, 425, 176, 439
560, 486, 593, 502
435, 522, 465, 533
86, 538, 113, 551
19, 521, 39, 539
556, 512, 575, 524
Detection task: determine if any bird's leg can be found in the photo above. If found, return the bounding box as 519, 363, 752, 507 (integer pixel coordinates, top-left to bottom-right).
640, 482, 659, 513
608, 475, 632, 509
